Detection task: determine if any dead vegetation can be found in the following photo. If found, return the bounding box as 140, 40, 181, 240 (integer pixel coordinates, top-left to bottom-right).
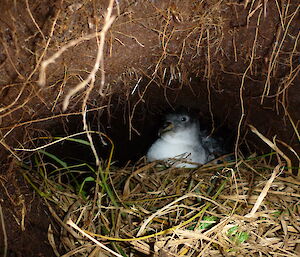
0, 0, 299, 256
20, 142, 300, 256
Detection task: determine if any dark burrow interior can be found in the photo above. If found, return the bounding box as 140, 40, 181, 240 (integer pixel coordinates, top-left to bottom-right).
45, 77, 248, 169
44, 75, 299, 170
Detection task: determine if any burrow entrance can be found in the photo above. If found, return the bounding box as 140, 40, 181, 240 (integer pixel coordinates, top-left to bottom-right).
0, 0, 299, 256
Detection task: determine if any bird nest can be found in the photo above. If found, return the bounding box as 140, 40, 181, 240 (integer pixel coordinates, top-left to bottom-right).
20, 133, 300, 256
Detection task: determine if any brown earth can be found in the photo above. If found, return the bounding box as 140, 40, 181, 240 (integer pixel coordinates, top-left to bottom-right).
0, 0, 299, 256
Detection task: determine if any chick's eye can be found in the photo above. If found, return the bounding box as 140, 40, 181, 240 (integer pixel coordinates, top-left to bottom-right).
181, 116, 187, 122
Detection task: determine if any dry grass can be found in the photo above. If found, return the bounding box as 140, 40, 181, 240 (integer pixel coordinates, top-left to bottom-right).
21, 142, 300, 256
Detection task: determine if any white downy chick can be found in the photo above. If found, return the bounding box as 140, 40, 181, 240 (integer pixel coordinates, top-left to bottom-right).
147, 110, 214, 168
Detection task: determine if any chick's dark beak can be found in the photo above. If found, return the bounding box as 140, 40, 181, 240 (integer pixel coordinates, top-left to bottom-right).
158, 121, 174, 136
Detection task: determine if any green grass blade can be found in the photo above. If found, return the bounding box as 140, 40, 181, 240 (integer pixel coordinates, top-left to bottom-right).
38, 150, 67, 168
